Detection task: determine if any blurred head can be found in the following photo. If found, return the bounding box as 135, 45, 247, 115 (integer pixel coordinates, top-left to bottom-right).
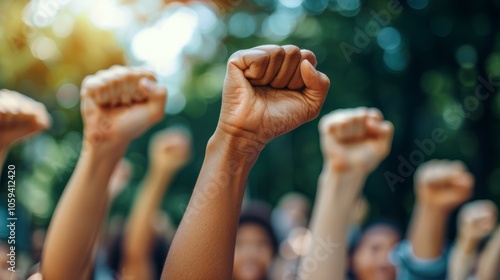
350, 220, 402, 280
233, 203, 277, 280
107, 227, 169, 279
31, 228, 46, 263
272, 192, 310, 242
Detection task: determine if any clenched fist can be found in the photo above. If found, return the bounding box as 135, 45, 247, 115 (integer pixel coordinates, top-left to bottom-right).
80, 66, 167, 149
0, 89, 51, 149
149, 129, 191, 173
415, 160, 474, 212
218, 45, 330, 147
458, 200, 497, 242
319, 107, 394, 173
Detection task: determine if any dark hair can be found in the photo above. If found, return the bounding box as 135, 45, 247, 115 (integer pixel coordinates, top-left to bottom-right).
347, 218, 403, 279
348, 218, 403, 255
238, 202, 279, 255
107, 233, 170, 279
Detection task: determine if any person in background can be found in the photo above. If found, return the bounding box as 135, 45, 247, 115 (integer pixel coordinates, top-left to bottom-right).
161, 44, 330, 280
120, 128, 191, 279
233, 202, 278, 280
41, 65, 167, 280
271, 192, 310, 243
448, 200, 498, 280
349, 219, 402, 280
0, 89, 51, 180
298, 107, 394, 280
270, 193, 311, 279
392, 160, 474, 279
476, 223, 500, 280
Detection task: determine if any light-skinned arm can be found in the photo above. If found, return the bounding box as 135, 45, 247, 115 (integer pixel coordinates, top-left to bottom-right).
477, 224, 500, 280
409, 160, 474, 259
298, 107, 394, 280
162, 45, 330, 280
121, 129, 191, 279
41, 65, 167, 280
0, 89, 50, 179
448, 200, 497, 280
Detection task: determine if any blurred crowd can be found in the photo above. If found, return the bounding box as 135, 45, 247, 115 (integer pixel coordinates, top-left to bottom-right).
0, 38, 499, 280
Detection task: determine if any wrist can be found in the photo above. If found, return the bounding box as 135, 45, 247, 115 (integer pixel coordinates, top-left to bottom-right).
209, 129, 264, 163
147, 166, 174, 183
415, 202, 450, 214
322, 159, 371, 177
318, 164, 367, 207
81, 137, 127, 165
413, 203, 450, 226
456, 235, 480, 255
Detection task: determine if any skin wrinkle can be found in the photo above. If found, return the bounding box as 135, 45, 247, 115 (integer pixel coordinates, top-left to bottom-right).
163, 45, 329, 279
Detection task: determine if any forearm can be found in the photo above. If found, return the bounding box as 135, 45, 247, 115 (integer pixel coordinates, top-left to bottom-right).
477, 227, 500, 280
299, 164, 367, 280
123, 170, 173, 262
409, 204, 449, 258
42, 143, 125, 280
162, 131, 261, 280
448, 238, 478, 280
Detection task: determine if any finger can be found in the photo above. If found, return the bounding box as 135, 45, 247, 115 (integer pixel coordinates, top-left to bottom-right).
102, 69, 122, 106
288, 50, 317, 90
130, 68, 156, 102
301, 60, 330, 107
366, 118, 393, 138
249, 45, 285, 86
226, 49, 269, 94
350, 108, 368, 139
138, 78, 167, 124
349, 115, 365, 140
452, 171, 474, 191
270, 45, 301, 88
367, 108, 383, 122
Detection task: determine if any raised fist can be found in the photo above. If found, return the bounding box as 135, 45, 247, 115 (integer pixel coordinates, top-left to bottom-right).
80, 66, 167, 148
319, 107, 394, 173
0, 89, 51, 149
218, 45, 330, 147
149, 129, 191, 173
458, 200, 497, 242
415, 160, 474, 212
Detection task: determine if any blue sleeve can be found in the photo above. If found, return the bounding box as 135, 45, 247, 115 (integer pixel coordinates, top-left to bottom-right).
390, 240, 449, 280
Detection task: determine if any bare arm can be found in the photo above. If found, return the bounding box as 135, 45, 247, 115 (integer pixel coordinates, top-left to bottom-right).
162, 45, 330, 280
409, 160, 474, 259
42, 66, 167, 280
477, 225, 500, 279
122, 130, 190, 279
448, 200, 497, 280
299, 108, 393, 280
0, 89, 50, 180
42, 143, 123, 279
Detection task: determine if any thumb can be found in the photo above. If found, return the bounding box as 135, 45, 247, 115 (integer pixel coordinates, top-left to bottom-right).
138, 78, 167, 123
301, 60, 330, 104
225, 49, 268, 93
366, 119, 393, 138
139, 78, 167, 99
35, 103, 52, 130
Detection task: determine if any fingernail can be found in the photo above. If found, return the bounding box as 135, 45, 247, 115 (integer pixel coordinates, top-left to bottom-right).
142, 78, 155, 91
308, 61, 317, 74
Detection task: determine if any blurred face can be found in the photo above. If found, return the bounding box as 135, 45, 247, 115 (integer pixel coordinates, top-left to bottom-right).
352, 226, 400, 280
233, 223, 274, 280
